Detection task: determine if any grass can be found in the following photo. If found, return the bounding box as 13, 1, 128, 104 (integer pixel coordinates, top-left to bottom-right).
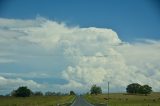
0, 95, 75, 106
84, 92, 160, 106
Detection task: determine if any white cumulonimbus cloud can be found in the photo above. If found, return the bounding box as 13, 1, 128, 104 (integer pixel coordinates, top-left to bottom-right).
0, 17, 160, 94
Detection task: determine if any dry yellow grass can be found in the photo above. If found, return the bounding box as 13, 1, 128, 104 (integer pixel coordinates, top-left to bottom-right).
0, 95, 75, 106
84, 92, 160, 106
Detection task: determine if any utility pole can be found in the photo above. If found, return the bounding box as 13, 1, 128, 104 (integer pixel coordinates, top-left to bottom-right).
108, 82, 109, 106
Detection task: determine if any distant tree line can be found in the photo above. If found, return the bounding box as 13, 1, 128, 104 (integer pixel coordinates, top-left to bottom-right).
10, 86, 76, 97
44, 91, 72, 96
3, 83, 152, 97
126, 83, 152, 95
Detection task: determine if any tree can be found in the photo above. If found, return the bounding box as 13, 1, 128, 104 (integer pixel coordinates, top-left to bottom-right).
126, 83, 152, 95
126, 83, 141, 94
70, 91, 75, 95
13, 86, 32, 97
90, 85, 102, 95
139, 85, 152, 95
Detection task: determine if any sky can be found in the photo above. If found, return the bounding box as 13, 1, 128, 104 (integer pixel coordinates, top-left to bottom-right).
1, 0, 160, 41
0, 0, 160, 94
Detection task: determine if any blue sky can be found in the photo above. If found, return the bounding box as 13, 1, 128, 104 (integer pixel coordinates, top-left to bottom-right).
0, 0, 160, 41
0, 0, 160, 94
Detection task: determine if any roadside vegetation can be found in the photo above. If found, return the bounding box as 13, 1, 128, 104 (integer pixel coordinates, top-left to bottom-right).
0, 86, 76, 106
84, 93, 160, 106
84, 83, 160, 106
0, 95, 75, 106
1, 83, 159, 106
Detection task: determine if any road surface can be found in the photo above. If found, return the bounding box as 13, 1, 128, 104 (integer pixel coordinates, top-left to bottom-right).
71, 96, 94, 106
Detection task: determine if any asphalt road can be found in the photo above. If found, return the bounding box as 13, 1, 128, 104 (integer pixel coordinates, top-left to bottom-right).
71, 96, 94, 106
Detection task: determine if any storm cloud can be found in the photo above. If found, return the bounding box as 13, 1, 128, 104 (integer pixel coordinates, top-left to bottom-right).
0, 17, 160, 94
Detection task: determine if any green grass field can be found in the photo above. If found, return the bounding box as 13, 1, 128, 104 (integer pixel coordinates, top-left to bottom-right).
0, 95, 75, 106
84, 93, 160, 106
